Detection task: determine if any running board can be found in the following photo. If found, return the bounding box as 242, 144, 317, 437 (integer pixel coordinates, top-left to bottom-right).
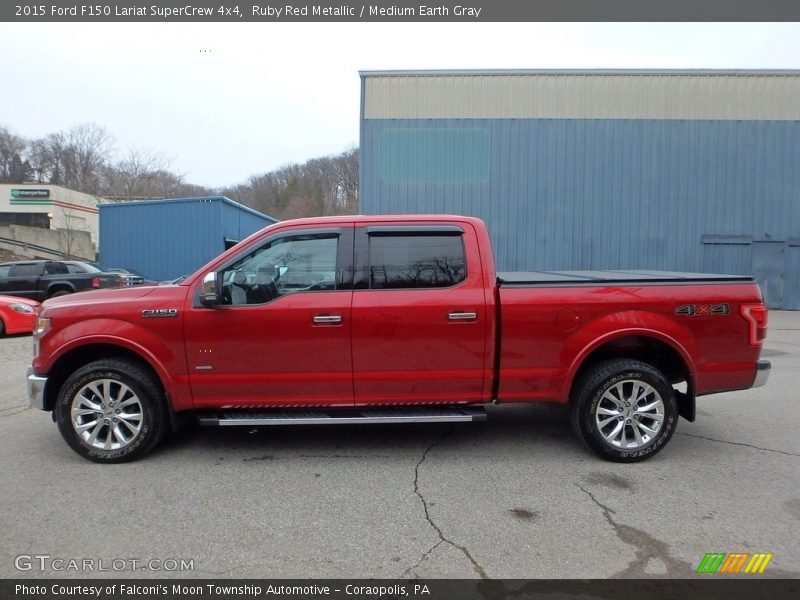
197, 406, 487, 427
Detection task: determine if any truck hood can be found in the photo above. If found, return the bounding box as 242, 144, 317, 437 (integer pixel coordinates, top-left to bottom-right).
42, 285, 163, 310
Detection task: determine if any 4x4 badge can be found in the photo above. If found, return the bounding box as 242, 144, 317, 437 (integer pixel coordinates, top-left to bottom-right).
675, 304, 730, 317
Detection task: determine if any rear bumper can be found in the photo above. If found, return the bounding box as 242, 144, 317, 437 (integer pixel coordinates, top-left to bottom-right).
753, 359, 771, 388
27, 369, 48, 411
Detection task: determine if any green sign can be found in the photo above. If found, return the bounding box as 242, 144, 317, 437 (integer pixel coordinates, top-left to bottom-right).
10, 188, 52, 204
11, 188, 50, 199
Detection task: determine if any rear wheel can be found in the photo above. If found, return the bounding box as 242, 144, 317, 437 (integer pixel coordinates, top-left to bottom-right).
569, 359, 678, 462
49, 289, 71, 298
55, 359, 168, 463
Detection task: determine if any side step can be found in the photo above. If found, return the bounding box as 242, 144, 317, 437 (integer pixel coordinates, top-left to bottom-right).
197, 406, 487, 427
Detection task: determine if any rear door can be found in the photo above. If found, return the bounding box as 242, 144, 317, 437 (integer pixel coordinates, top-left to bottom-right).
351, 223, 490, 405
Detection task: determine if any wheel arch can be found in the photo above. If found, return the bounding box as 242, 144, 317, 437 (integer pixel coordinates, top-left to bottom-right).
566, 331, 696, 422
46, 283, 75, 298
43, 343, 167, 414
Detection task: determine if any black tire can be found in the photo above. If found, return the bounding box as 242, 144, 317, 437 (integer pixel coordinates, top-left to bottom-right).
49, 289, 72, 298
569, 359, 678, 462
55, 359, 168, 463
0, 318, 5, 337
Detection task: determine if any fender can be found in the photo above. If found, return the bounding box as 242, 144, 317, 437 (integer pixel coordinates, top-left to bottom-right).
559, 310, 697, 401
40, 318, 191, 411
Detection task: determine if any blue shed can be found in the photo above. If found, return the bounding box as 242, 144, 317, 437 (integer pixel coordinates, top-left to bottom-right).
99, 196, 276, 281
359, 70, 800, 309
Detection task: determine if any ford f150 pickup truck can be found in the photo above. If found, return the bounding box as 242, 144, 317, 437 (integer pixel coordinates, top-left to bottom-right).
27, 215, 770, 463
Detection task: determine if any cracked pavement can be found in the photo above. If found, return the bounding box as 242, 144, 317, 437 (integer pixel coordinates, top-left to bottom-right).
1, 311, 798, 579
405, 427, 489, 580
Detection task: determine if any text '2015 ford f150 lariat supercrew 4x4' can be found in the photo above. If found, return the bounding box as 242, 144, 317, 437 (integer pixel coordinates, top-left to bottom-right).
27, 215, 770, 463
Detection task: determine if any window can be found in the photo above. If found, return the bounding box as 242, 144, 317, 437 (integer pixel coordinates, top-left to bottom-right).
220, 234, 338, 305
0, 265, 10, 278
9, 263, 41, 277
368, 234, 466, 289
43, 262, 67, 275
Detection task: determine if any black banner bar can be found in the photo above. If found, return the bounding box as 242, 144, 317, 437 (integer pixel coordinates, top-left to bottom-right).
3, 579, 800, 600
5, 0, 800, 22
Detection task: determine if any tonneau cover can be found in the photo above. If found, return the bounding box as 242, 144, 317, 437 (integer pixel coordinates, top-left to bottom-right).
497, 270, 754, 285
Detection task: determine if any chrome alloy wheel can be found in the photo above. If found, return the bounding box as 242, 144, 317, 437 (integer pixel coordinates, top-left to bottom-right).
70, 379, 143, 451
595, 379, 664, 450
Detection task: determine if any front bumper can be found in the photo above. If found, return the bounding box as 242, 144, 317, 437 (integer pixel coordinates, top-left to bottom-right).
753, 359, 771, 388
27, 369, 48, 410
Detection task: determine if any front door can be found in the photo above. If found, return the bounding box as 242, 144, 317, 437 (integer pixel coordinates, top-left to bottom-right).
184, 226, 354, 409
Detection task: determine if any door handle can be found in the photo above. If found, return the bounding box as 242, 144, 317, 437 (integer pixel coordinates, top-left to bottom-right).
313, 314, 343, 324
448, 311, 477, 321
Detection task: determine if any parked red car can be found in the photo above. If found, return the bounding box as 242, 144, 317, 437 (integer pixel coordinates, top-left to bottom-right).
0, 294, 38, 336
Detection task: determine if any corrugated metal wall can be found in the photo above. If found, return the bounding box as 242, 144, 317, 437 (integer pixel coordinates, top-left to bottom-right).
99, 197, 275, 281
219, 197, 275, 244
363, 71, 800, 120
360, 71, 800, 309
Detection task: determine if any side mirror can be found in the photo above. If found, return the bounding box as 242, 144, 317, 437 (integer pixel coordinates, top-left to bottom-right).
199, 272, 220, 307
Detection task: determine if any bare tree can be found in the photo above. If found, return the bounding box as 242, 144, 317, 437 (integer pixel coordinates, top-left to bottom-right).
62, 123, 114, 193
57, 206, 88, 259
221, 147, 359, 220
102, 149, 175, 199
27, 124, 114, 194
28, 133, 64, 184
331, 147, 359, 214
0, 127, 29, 182
4, 122, 358, 215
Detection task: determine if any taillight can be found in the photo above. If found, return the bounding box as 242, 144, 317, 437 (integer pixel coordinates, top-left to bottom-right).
740, 303, 768, 346
91, 276, 101, 288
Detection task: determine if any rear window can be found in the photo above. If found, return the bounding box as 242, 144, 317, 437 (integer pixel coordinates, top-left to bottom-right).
43, 262, 68, 275
368, 234, 466, 289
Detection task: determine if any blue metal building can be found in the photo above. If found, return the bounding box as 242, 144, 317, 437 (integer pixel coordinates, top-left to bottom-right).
99, 196, 276, 281
359, 70, 800, 309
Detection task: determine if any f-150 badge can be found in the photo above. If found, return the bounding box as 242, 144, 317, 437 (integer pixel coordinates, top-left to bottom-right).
141, 308, 179, 318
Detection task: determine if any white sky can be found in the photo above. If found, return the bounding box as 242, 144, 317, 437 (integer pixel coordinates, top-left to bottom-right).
2, 22, 799, 188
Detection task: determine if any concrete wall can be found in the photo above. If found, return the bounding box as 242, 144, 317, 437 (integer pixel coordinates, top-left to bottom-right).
0, 224, 94, 261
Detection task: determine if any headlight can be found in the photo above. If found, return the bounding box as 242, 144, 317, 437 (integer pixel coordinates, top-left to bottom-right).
34, 316, 51, 335
9, 303, 35, 314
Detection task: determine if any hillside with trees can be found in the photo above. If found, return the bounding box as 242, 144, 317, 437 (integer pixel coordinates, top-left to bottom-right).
0, 123, 359, 219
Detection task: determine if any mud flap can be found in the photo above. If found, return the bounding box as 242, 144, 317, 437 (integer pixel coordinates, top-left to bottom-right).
675, 390, 695, 422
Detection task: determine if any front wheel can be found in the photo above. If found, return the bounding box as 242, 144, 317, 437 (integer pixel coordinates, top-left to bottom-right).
55, 359, 168, 463
569, 359, 678, 462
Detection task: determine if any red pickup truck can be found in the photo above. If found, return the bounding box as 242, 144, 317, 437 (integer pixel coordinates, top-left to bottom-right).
27, 215, 770, 463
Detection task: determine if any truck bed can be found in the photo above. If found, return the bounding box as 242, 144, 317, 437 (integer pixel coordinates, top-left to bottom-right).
497, 270, 754, 285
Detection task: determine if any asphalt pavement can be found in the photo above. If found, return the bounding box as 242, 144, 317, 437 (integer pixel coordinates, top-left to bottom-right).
1, 312, 798, 579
